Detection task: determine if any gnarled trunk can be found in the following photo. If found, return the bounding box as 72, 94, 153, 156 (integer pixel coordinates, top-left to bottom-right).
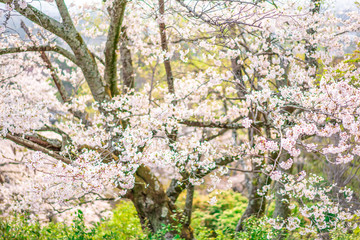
126, 165, 193, 239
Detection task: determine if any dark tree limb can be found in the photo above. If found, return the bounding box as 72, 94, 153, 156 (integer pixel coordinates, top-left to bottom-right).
158, 0, 175, 94
180, 119, 263, 129
20, 20, 70, 103
5, 133, 71, 164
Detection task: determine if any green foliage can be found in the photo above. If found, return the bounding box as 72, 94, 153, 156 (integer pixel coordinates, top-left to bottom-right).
94, 201, 144, 239
236, 216, 274, 240
140, 224, 183, 240
0, 201, 144, 240
191, 190, 248, 239
0, 210, 96, 240
330, 229, 360, 240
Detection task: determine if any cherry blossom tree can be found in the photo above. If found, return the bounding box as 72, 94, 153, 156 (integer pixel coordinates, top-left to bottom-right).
1, 0, 360, 239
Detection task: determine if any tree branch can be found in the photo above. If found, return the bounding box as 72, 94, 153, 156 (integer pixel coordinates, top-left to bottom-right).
1, 0, 108, 102
21, 20, 70, 103
166, 155, 237, 202
104, 0, 127, 96
55, 0, 76, 29
0, 45, 77, 64
179, 119, 259, 129
120, 27, 135, 93
91, 52, 105, 66
5, 133, 71, 164
158, 0, 175, 94
1, 0, 70, 42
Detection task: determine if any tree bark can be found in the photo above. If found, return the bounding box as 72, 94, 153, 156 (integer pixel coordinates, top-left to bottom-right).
158, 0, 175, 94
235, 168, 270, 231
305, 0, 321, 78
273, 154, 292, 220
104, 0, 127, 97
126, 165, 193, 239
120, 27, 135, 93
2, 0, 109, 102
272, 154, 292, 239
235, 120, 270, 232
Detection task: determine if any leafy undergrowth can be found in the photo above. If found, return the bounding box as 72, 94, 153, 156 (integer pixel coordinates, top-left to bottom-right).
1, 190, 360, 239
191, 190, 248, 239
0, 201, 144, 240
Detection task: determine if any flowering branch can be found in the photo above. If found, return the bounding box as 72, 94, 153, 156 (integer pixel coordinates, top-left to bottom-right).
179, 119, 262, 129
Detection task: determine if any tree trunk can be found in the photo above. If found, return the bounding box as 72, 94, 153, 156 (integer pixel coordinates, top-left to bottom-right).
126, 165, 193, 239
120, 27, 135, 93
273, 153, 292, 221
235, 116, 271, 232
273, 182, 291, 218
235, 169, 269, 231
273, 179, 291, 239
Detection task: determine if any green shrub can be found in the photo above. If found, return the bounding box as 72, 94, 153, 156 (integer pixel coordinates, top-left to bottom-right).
191, 190, 248, 239
139, 224, 184, 240
0, 210, 95, 240
235, 216, 275, 240
94, 200, 144, 239
0, 201, 144, 240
